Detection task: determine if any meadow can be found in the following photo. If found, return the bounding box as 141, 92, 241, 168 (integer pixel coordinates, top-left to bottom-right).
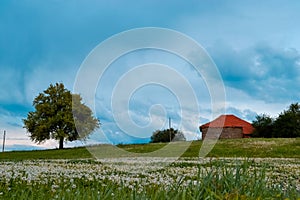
1, 138, 299, 160
0, 138, 299, 199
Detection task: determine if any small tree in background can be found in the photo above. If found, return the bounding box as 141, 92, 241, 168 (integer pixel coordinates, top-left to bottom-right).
23, 83, 100, 149
150, 128, 186, 143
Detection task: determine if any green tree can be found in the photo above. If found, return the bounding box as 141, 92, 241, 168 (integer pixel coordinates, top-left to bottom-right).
150, 128, 186, 143
273, 103, 300, 138
252, 114, 274, 138
23, 83, 100, 149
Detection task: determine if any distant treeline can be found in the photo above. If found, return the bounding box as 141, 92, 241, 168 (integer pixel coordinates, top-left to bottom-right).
252, 103, 300, 138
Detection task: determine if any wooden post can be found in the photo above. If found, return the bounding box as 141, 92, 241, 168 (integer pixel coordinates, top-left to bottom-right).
2, 130, 6, 152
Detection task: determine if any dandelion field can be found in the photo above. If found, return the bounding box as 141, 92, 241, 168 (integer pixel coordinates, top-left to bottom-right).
0, 157, 299, 199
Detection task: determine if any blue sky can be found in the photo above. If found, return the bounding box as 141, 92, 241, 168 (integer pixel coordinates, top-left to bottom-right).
0, 0, 299, 151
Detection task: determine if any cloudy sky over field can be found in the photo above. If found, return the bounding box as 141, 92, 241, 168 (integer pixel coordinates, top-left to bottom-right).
1, 1, 299, 151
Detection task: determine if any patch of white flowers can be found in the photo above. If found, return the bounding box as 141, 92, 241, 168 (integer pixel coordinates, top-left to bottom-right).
0, 157, 299, 192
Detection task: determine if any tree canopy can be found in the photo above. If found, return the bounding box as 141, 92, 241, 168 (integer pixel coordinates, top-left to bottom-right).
150, 128, 186, 143
23, 83, 100, 149
273, 103, 300, 137
252, 103, 300, 138
252, 114, 274, 138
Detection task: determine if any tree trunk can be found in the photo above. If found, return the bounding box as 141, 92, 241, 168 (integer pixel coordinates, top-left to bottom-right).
59, 137, 64, 149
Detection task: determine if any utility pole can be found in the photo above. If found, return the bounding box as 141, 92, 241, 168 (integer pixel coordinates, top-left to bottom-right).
2, 130, 6, 152
169, 117, 172, 142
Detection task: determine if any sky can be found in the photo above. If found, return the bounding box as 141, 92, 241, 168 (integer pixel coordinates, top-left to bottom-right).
0, 0, 299, 151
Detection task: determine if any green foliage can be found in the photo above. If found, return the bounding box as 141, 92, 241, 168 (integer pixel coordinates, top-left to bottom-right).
150, 128, 186, 143
273, 103, 300, 137
252, 102, 300, 138
252, 114, 274, 137
23, 83, 100, 149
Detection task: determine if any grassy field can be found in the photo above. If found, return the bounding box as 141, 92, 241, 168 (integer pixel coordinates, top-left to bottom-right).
0, 158, 299, 199
0, 138, 299, 199
1, 138, 299, 160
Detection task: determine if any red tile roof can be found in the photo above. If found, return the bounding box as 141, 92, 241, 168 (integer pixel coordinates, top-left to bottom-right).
200, 114, 254, 135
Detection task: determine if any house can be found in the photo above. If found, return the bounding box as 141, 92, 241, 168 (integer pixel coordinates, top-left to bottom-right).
200, 114, 254, 139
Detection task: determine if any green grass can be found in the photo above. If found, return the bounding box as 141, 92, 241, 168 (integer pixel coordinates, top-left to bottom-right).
0, 159, 299, 199
121, 138, 300, 158
206, 138, 300, 158
0, 146, 92, 160
0, 138, 299, 160
1, 138, 299, 199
